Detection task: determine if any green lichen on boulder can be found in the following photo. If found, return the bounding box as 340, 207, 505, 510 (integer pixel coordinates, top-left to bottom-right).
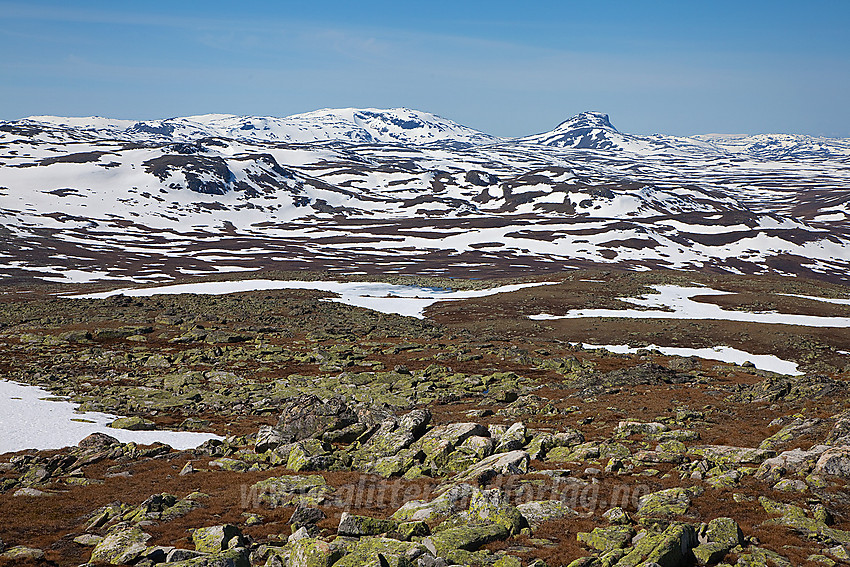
289, 538, 342, 567
192, 524, 243, 553
616, 523, 697, 567
426, 524, 510, 556
331, 537, 425, 567
90, 526, 151, 564
167, 549, 251, 567
517, 500, 578, 528
108, 416, 156, 431
637, 488, 691, 517
468, 488, 525, 534
337, 512, 398, 537
577, 525, 635, 552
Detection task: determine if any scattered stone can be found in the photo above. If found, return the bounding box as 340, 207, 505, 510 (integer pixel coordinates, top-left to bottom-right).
0, 546, 45, 560
78, 432, 120, 449
468, 488, 524, 534
577, 525, 635, 552
90, 526, 152, 564
815, 446, 850, 477
637, 488, 691, 517
517, 500, 579, 528
192, 524, 244, 553
73, 533, 104, 546
337, 512, 398, 536
108, 416, 156, 430
275, 394, 358, 443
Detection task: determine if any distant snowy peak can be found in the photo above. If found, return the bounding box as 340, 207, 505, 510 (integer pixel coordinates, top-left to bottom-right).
283, 108, 501, 146
23, 108, 501, 147
520, 111, 669, 153
518, 111, 728, 157
554, 111, 619, 133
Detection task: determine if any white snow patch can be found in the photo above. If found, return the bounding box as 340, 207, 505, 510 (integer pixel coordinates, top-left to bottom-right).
579, 343, 801, 375
72, 280, 558, 318
529, 285, 850, 328
780, 293, 850, 306
0, 380, 220, 454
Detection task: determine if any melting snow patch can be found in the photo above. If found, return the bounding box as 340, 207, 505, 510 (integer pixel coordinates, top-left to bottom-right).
0, 380, 220, 454
780, 293, 850, 306
72, 279, 557, 318
529, 285, 850, 328
579, 343, 801, 376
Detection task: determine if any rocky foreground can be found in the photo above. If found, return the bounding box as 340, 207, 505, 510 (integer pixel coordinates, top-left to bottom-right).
1, 279, 850, 567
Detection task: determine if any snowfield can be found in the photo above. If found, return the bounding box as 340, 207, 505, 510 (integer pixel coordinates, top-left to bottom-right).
529, 285, 850, 328
1, 108, 849, 283
0, 380, 221, 453
73, 280, 558, 319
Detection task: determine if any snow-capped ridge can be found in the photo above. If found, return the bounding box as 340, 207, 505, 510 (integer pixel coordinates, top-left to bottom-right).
18, 108, 500, 147
552, 111, 619, 133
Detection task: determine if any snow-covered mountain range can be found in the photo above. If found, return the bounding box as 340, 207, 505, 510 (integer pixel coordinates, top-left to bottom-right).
1, 108, 849, 284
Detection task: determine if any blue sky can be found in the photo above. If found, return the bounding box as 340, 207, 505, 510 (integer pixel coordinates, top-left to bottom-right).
1, 1, 848, 137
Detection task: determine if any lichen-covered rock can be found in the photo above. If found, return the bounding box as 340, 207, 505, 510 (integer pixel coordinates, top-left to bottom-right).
289, 506, 327, 530
167, 549, 251, 566
493, 555, 523, 567
691, 445, 775, 465
525, 432, 555, 460
705, 469, 742, 489
547, 442, 599, 462
1, 546, 45, 560
331, 537, 425, 567
616, 523, 697, 567
637, 488, 691, 517
108, 416, 156, 431
396, 520, 430, 540
192, 524, 244, 553
577, 525, 635, 552
700, 517, 744, 550
517, 500, 578, 528
255, 425, 283, 453
451, 450, 529, 484
602, 507, 632, 525
759, 496, 850, 546
755, 445, 828, 482
391, 484, 474, 522
286, 439, 336, 472
692, 542, 729, 565
468, 488, 524, 534
616, 421, 669, 437
773, 478, 808, 492
425, 524, 509, 556
337, 512, 398, 537
90, 526, 151, 564
361, 409, 432, 459
73, 533, 104, 546
414, 422, 489, 467
369, 449, 419, 478
826, 410, 850, 445
247, 474, 334, 508
289, 538, 342, 567
759, 418, 822, 450
735, 547, 793, 567
814, 446, 850, 477
209, 458, 249, 472
276, 395, 358, 443
79, 432, 120, 450
457, 435, 495, 460
167, 548, 208, 562
495, 422, 528, 453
